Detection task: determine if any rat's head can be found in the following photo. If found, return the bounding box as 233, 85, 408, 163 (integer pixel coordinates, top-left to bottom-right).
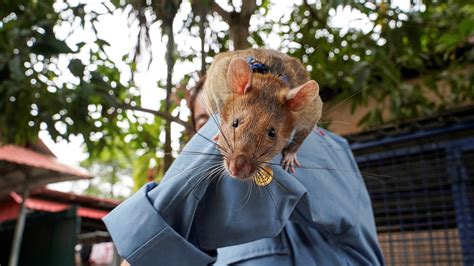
216, 58, 319, 180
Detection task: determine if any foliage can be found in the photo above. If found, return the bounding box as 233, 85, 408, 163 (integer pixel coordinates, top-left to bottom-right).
0, 0, 140, 154
0, 0, 175, 192
267, 0, 474, 126
81, 147, 132, 200
1, 0, 473, 197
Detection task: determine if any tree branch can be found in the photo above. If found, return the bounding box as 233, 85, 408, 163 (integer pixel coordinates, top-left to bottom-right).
211, 1, 231, 23
97, 92, 193, 132
120, 104, 193, 132
241, 0, 257, 17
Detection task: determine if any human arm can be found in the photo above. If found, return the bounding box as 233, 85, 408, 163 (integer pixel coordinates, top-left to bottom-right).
103, 120, 305, 264
103, 119, 383, 265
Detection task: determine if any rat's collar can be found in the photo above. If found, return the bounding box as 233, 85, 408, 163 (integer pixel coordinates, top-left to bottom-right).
246, 56, 289, 85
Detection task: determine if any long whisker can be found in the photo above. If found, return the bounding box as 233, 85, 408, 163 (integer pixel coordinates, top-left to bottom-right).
178, 150, 224, 157
206, 164, 227, 188
189, 136, 230, 158
194, 131, 230, 157
252, 117, 270, 161
159, 160, 224, 213
197, 94, 234, 152
256, 144, 275, 160
236, 179, 254, 210
253, 170, 265, 202
216, 146, 230, 157
174, 168, 220, 207
317, 120, 352, 126
256, 171, 278, 216
258, 161, 394, 183
179, 162, 225, 201
323, 86, 367, 118
214, 162, 228, 195
232, 86, 236, 152
157, 159, 221, 186
263, 186, 277, 213
254, 167, 279, 215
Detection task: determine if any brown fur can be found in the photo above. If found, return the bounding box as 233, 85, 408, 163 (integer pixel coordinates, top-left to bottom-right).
203, 48, 323, 179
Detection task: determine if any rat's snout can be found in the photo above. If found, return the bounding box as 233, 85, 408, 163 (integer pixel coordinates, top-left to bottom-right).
227, 154, 253, 179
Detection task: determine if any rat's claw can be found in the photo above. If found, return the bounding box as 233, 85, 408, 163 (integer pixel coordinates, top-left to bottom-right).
281, 158, 288, 172
281, 152, 299, 174
294, 157, 301, 167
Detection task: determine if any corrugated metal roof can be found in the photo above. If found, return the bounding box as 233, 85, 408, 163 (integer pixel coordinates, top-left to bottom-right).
2, 192, 111, 221
0, 145, 92, 195
0, 145, 91, 178
34, 188, 120, 208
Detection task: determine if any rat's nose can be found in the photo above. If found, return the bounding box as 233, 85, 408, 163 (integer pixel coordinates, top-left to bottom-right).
228, 155, 252, 179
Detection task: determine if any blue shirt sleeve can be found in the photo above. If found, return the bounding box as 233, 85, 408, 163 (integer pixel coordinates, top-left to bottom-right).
103, 118, 384, 265
103, 182, 215, 265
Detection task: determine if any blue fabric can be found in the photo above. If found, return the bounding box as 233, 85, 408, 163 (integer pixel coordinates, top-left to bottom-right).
103, 118, 384, 265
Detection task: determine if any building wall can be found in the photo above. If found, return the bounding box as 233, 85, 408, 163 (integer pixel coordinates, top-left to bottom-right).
322, 71, 473, 135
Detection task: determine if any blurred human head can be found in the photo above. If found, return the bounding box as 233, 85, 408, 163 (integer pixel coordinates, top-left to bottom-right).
189, 76, 210, 132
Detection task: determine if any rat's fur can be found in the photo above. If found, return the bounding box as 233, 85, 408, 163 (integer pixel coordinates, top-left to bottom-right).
203, 48, 323, 179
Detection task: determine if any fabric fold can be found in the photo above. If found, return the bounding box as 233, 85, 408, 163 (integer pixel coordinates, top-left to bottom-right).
103, 116, 384, 265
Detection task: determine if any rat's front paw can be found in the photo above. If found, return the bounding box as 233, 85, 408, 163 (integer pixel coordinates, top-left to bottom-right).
281, 151, 301, 174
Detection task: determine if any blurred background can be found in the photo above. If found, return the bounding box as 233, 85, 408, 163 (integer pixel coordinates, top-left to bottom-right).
0, 0, 473, 265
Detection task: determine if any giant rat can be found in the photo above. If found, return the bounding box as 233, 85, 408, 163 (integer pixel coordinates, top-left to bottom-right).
203, 48, 323, 180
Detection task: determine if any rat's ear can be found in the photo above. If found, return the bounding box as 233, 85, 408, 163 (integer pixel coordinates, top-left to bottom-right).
227, 58, 252, 95
285, 80, 319, 111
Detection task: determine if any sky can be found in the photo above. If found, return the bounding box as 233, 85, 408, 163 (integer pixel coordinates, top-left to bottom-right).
43, 0, 415, 196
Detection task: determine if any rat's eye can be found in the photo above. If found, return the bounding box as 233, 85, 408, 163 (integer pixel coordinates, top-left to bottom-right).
232, 119, 239, 128
268, 128, 276, 138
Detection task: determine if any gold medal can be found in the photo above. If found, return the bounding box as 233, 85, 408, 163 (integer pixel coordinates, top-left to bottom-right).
254, 166, 273, 186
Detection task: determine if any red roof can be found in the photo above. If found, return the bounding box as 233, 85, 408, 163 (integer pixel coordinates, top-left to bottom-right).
34, 188, 120, 207
0, 191, 117, 221
0, 145, 92, 196
0, 145, 90, 178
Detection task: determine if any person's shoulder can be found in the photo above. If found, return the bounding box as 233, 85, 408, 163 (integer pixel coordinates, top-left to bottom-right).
183, 118, 218, 151
304, 127, 350, 151
318, 127, 348, 143
160, 118, 219, 182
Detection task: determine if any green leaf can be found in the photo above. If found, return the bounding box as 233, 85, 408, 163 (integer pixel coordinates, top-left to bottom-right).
436, 33, 460, 53
68, 59, 85, 78
459, 19, 474, 37
31, 38, 73, 56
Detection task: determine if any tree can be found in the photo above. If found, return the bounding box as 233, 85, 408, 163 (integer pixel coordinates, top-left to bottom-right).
0, 0, 197, 188
81, 148, 132, 200
1, 0, 472, 195
129, 0, 182, 172
1, 1, 135, 152
269, 0, 474, 126
210, 0, 257, 50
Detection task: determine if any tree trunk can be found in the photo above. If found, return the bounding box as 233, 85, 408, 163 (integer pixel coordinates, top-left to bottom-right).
164, 21, 175, 172
211, 0, 256, 50
229, 14, 251, 50
192, 0, 210, 75
199, 13, 207, 75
